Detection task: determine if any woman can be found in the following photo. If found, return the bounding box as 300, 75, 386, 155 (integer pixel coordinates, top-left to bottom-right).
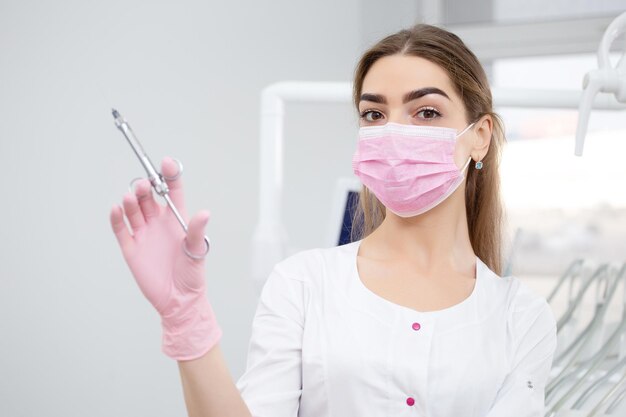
110, 24, 557, 416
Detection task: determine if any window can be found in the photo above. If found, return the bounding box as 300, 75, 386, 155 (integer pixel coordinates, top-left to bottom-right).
492, 54, 626, 280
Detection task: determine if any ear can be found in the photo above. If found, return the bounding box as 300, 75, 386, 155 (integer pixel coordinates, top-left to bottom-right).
472, 115, 492, 161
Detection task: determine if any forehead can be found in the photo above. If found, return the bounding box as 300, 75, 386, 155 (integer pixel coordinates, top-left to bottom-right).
361, 54, 458, 102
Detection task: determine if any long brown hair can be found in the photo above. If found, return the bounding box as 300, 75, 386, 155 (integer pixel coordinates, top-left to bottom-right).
350, 24, 506, 275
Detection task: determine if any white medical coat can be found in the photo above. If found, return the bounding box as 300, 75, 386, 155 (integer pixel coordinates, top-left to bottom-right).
236, 240, 558, 416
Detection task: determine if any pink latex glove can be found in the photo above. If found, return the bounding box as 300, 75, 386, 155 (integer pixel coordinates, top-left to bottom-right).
109, 157, 222, 361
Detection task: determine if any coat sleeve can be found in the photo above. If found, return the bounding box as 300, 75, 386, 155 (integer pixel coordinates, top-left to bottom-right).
236, 263, 308, 417
485, 286, 558, 416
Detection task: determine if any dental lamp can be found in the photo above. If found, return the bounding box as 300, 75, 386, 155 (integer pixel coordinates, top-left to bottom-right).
575, 11, 626, 156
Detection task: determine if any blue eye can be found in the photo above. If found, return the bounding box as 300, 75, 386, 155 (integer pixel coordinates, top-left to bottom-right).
360, 110, 384, 122
416, 107, 442, 120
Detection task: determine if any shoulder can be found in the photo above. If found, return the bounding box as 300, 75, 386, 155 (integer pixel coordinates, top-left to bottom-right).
506, 278, 557, 347
271, 241, 358, 285
479, 259, 552, 312
258, 243, 356, 315
478, 260, 557, 348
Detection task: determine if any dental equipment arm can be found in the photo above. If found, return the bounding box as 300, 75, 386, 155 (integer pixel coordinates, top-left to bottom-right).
546, 266, 626, 415
575, 11, 626, 156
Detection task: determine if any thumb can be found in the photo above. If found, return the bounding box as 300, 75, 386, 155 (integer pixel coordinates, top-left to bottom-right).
185, 210, 211, 258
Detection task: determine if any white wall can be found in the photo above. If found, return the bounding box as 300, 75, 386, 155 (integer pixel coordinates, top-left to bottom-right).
0, 1, 361, 415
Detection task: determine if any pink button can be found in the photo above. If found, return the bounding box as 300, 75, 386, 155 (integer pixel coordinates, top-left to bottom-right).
412, 322, 421, 331
406, 397, 415, 406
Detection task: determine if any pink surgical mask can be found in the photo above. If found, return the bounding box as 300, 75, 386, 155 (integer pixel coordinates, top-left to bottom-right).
352, 122, 474, 218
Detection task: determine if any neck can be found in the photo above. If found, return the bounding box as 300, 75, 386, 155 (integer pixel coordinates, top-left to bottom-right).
366, 182, 476, 273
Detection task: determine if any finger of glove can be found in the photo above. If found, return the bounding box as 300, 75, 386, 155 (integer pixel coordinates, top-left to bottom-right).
110, 204, 134, 251
134, 179, 161, 221
186, 210, 211, 260
161, 156, 187, 218
122, 192, 146, 233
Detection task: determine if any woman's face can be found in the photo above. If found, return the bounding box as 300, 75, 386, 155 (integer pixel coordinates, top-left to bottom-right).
358, 54, 478, 170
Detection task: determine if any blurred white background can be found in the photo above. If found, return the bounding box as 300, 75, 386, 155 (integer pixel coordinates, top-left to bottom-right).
1, 0, 624, 416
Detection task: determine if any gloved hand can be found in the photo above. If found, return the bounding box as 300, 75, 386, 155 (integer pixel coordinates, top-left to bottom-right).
109, 156, 222, 361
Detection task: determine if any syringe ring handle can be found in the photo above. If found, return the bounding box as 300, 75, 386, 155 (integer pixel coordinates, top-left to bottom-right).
151, 158, 183, 196
183, 235, 211, 259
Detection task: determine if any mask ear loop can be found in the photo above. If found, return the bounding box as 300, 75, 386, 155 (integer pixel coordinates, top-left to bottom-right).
457, 122, 477, 175
461, 156, 473, 175
456, 122, 476, 138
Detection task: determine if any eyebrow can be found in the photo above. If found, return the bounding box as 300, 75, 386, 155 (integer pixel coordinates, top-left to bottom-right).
359, 87, 450, 105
